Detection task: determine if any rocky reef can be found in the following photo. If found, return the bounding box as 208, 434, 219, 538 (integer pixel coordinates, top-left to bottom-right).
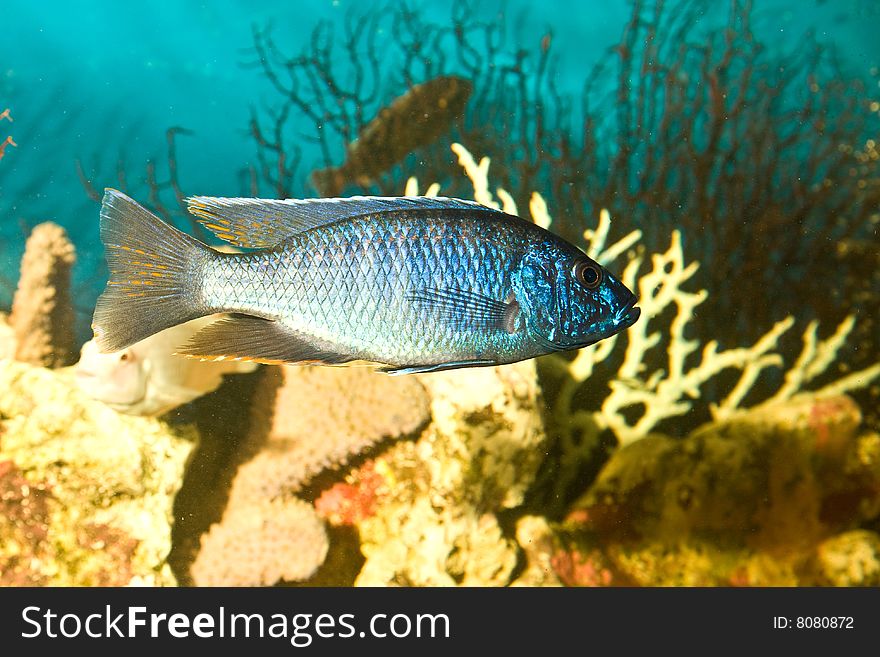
331, 361, 545, 586
0, 354, 196, 585
3, 305, 879, 587
520, 393, 880, 586
182, 359, 544, 587
187, 364, 432, 586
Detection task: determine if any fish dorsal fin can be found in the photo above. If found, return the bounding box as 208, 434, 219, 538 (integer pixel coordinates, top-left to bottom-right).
174, 314, 353, 366
186, 195, 503, 248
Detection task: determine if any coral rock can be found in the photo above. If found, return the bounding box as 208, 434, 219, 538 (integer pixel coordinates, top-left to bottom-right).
511, 516, 562, 587
560, 394, 880, 586
550, 546, 617, 587
189, 365, 430, 586
315, 460, 388, 526
191, 361, 544, 587
0, 359, 196, 586
9, 222, 77, 368
809, 530, 880, 587
0, 460, 53, 585
191, 498, 329, 587
354, 361, 546, 586
233, 365, 431, 502
571, 394, 874, 547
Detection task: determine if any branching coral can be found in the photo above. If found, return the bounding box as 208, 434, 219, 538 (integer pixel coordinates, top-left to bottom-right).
76, 127, 209, 242
552, 230, 880, 446
575, 1, 880, 352
8, 222, 77, 368
245, 0, 568, 199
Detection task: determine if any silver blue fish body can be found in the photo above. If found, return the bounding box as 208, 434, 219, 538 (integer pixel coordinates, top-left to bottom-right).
93, 191, 640, 374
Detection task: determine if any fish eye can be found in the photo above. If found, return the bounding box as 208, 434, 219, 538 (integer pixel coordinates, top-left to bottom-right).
573, 261, 602, 289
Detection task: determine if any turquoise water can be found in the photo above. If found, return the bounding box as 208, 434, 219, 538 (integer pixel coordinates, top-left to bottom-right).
0, 0, 878, 341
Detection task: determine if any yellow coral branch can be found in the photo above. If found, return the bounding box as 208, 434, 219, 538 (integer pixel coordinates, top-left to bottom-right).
451, 143, 498, 209
583, 208, 611, 258
809, 363, 880, 399
529, 192, 551, 229
496, 188, 518, 215
582, 208, 642, 266
715, 315, 880, 420
403, 176, 440, 197
768, 316, 857, 403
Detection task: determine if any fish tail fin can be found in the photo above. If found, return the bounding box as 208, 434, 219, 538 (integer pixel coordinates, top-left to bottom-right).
92, 189, 214, 352
310, 166, 344, 197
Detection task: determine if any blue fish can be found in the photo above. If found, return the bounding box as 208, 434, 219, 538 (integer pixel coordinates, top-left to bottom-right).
92, 190, 639, 374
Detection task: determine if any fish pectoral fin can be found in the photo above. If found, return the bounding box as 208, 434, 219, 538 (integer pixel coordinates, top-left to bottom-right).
174, 315, 352, 366
406, 288, 521, 333
379, 359, 497, 375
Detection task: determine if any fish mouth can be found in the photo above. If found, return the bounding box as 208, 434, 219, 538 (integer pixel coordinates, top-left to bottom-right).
615, 297, 641, 328
74, 367, 105, 388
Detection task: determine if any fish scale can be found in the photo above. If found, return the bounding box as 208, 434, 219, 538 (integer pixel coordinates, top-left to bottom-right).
360, 216, 497, 357
199, 211, 526, 365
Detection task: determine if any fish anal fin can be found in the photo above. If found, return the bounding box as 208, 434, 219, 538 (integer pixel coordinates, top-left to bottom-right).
175, 315, 352, 366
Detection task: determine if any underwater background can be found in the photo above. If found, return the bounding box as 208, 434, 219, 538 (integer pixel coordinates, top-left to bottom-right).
1, 0, 880, 587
